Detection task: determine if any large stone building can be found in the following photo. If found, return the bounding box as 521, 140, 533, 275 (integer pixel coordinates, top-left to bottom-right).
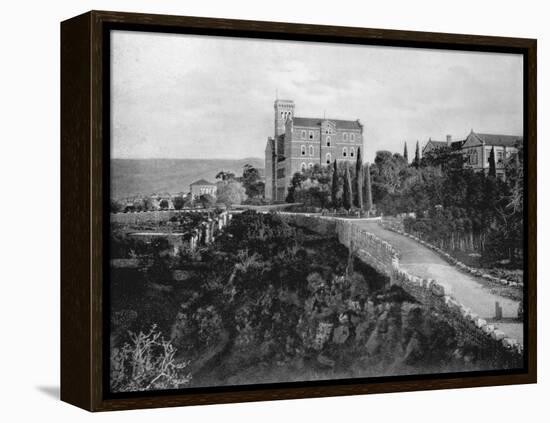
422, 130, 522, 179
265, 99, 364, 201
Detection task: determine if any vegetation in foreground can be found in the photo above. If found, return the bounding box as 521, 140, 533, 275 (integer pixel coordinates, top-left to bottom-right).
110, 212, 515, 392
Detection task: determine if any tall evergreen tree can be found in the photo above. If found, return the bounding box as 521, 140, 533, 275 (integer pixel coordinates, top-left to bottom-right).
355, 148, 363, 209
364, 162, 373, 214
331, 159, 339, 207
488, 146, 497, 177
413, 140, 420, 168
343, 163, 353, 210
403, 142, 409, 162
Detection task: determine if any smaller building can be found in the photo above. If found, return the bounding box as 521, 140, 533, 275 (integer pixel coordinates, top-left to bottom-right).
422, 134, 465, 155
422, 130, 522, 179
190, 179, 217, 199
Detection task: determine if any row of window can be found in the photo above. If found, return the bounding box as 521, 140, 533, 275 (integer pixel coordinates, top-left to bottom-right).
467, 149, 507, 165
299, 130, 357, 142
300, 146, 356, 158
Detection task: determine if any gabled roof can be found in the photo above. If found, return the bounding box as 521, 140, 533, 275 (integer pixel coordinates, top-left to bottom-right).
190, 179, 216, 186
470, 132, 523, 147
292, 116, 362, 130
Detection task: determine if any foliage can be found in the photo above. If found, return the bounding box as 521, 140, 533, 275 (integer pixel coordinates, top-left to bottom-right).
355, 148, 363, 209
488, 146, 497, 177
110, 325, 191, 392
111, 199, 123, 213
240, 164, 265, 199
343, 163, 352, 210
216, 181, 247, 207
172, 196, 185, 210
215, 170, 236, 182
159, 199, 169, 210
198, 193, 216, 209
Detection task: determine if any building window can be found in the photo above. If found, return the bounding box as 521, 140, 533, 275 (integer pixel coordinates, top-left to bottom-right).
301, 130, 306, 139
301, 162, 307, 172
326, 136, 331, 147
301, 145, 306, 156
343, 133, 348, 142
497, 151, 503, 163
350, 133, 355, 142
309, 145, 314, 156
309, 130, 314, 140
350, 147, 355, 157
326, 153, 331, 164
277, 168, 285, 178
343, 147, 348, 157
308, 163, 314, 169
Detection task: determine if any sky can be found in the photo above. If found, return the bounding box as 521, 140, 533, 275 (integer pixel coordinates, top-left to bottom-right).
111, 30, 523, 163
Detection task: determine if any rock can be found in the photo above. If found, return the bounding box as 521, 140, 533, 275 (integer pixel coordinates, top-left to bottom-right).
333, 325, 350, 344
502, 338, 518, 348
475, 318, 487, 328
491, 330, 506, 341
317, 353, 335, 368
482, 324, 495, 335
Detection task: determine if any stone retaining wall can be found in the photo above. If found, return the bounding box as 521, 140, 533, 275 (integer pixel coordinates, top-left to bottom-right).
280, 213, 523, 365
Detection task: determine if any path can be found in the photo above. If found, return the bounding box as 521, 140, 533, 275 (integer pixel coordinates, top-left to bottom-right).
356, 221, 523, 345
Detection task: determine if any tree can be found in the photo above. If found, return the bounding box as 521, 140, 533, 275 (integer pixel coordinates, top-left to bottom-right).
355, 147, 363, 209
110, 199, 123, 213
331, 159, 339, 208
159, 199, 169, 210
488, 146, 497, 178
343, 163, 353, 210
413, 140, 420, 168
215, 170, 236, 183
240, 164, 264, 198
198, 194, 216, 209
216, 181, 247, 207
172, 196, 185, 210
364, 163, 373, 214
403, 142, 408, 162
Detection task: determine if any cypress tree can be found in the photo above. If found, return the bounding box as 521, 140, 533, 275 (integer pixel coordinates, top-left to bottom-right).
331, 159, 339, 207
413, 140, 420, 168
364, 162, 373, 214
488, 146, 497, 177
343, 163, 352, 210
355, 147, 363, 209
403, 142, 408, 162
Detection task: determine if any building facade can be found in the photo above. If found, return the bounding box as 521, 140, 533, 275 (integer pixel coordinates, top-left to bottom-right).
422, 130, 522, 179
265, 99, 364, 201
190, 179, 217, 199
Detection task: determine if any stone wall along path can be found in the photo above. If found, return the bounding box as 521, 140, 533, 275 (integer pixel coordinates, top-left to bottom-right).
356, 221, 523, 345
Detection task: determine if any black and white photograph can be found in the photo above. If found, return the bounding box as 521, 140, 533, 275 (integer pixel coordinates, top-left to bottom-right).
107, 30, 526, 395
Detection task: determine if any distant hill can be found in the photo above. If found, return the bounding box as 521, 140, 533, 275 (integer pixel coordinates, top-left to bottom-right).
111, 158, 264, 198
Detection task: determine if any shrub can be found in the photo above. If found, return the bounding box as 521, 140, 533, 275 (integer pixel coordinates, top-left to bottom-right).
110, 325, 191, 392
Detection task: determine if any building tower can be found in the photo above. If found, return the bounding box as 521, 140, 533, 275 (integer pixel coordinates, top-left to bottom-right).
274, 99, 295, 138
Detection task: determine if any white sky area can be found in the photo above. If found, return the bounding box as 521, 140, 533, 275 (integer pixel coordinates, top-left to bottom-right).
111, 30, 523, 163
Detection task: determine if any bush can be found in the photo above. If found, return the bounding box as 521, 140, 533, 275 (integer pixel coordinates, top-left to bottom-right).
110, 325, 191, 392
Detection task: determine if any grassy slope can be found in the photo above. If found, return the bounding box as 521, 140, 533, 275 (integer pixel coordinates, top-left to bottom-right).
111, 158, 263, 198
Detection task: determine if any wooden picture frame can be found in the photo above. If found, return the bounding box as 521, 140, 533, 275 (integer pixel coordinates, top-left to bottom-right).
61, 10, 536, 411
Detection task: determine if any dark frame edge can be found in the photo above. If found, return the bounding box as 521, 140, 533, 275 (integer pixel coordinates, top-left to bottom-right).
60, 11, 94, 411
60, 10, 537, 412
